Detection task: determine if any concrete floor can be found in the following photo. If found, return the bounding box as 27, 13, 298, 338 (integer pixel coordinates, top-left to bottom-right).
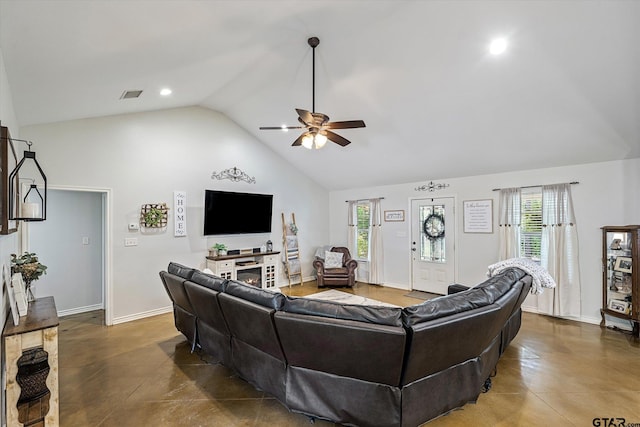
58, 282, 640, 426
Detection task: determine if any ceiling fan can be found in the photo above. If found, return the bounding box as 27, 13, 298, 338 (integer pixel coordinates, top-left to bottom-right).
260, 37, 366, 149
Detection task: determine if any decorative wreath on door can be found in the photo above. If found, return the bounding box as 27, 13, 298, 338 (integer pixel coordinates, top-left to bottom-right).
423, 213, 445, 241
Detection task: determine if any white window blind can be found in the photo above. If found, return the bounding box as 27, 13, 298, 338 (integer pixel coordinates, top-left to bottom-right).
355, 202, 371, 260
520, 187, 542, 261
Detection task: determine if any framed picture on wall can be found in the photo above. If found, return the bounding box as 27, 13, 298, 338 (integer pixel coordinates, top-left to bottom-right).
463, 199, 493, 233
3, 264, 20, 326
384, 210, 405, 222
0, 125, 19, 235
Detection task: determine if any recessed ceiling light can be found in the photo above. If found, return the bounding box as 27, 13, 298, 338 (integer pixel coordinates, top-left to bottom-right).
489, 38, 508, 55
160, 88, 172, 96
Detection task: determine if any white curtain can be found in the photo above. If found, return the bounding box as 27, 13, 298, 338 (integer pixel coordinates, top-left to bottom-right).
347, 201, 356, 254
498, 188, 521, 260
369, 199, 384, 284
538, 183, 581, 318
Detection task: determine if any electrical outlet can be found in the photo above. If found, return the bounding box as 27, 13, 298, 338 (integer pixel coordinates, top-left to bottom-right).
82, 236, 90, 245
124, 237, 138, 247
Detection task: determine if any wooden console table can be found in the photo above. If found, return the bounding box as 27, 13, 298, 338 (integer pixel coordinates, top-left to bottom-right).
2, 296, 59, 426
206, 251, 280, 290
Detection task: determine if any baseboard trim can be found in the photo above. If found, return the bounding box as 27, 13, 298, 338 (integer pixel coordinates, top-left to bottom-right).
112, 305, 173, 325
378, 282, 410, 291
277, 275, 315, 288
58, 303, 103, 317
522, 306, 605, 327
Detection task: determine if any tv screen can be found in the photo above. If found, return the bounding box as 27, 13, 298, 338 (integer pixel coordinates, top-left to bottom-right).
204, 190, 273, 235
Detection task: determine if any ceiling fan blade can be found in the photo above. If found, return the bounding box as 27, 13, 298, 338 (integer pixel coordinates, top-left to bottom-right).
292, 132, 307, 146
259, 126, 304, 130
325, 130, 352, 147
296, 108, 314, 125
326, 120, 366, 129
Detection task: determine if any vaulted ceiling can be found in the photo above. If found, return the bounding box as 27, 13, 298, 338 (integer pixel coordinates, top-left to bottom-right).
1, 1, 638, 190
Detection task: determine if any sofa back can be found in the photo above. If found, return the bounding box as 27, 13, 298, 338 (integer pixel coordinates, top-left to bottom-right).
184, 279, 230, 362
160, 271, 194, 316
217, 280, 286, 361
400, 268, 527, 385
167, 262, 196, 280
159, 270, 197, 344
276, 296, 406, 386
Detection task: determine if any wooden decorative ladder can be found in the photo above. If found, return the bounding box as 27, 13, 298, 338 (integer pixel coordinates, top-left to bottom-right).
282, 212, 303, 288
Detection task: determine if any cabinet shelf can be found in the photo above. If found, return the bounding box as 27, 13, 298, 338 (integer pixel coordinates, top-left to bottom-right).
601, 225, 639, 337
206, 251, 280, 290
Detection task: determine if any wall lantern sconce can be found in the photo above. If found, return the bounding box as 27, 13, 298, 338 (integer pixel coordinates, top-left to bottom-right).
8, 140, 47, 221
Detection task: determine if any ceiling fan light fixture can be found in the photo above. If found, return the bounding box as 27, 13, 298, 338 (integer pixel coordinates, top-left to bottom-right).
315, 133, 327, 149
301, 132, 327, 149
301, 133, 314, 149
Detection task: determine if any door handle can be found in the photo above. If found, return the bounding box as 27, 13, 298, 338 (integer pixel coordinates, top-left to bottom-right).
411, 248, 416, 252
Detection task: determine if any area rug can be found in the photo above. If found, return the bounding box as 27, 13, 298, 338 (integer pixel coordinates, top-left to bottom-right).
404, 290, 440, 301
303, 289, 399, 307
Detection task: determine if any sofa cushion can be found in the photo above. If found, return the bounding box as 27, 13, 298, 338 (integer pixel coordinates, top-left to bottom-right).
167, 262, 196, 280
282, 295, 403, 327
324, 251, 343, 269
190, 270, 227, 292
402, 268, 527, 327
224, 280, 285, 310
324, 267, 349, 276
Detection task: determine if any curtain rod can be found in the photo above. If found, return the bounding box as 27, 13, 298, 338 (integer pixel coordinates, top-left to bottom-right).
345, 197, 385, 203
492, 181, 579, 191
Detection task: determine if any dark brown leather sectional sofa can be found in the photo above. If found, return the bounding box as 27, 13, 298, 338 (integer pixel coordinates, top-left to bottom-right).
160, 263, 532, 427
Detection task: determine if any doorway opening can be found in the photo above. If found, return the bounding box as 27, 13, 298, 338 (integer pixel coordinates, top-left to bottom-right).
23, 187, 112, 325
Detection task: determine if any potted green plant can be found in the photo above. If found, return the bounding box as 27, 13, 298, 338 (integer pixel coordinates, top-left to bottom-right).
11, 252, 47, 302
210, 243, 228, 257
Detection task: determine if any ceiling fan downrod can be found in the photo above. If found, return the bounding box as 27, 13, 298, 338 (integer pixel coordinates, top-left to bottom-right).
308, 37, 319, 114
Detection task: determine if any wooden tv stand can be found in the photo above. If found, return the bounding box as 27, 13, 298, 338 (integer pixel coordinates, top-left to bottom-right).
206, 251, 280, 290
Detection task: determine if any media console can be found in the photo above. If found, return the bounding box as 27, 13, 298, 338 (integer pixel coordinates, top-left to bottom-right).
206, 251, 280, 290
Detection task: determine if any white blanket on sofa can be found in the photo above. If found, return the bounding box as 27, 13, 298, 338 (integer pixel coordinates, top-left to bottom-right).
487, 258, 556, 295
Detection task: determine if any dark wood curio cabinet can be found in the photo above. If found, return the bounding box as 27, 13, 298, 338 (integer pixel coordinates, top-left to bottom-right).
601, 225, 640, 337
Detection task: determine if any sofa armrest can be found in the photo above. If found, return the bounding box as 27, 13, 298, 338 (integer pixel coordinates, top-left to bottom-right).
313, 258, 325, 274
345, 259, 358, 272
447, 283, 469, 295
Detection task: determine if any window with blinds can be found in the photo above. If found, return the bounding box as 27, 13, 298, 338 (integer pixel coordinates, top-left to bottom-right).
520, 187, 542, 261
355, 202, 371, 260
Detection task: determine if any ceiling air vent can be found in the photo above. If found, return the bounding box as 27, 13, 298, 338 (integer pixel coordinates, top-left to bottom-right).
120, 90, 143, 100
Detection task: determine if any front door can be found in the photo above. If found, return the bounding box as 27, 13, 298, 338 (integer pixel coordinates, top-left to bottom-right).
411, 197, 455, 294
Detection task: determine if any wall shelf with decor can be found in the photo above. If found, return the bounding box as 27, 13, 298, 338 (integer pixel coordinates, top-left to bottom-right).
600, 225, 640, 337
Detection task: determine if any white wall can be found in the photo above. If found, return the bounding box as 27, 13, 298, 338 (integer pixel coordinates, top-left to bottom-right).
20, 106, 329, 323
329, 158, 640, 325
28, 189, 104, 314
0, 46, 20, 427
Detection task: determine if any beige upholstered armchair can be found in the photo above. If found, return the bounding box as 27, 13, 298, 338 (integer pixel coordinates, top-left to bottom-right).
313, 247, 358, 288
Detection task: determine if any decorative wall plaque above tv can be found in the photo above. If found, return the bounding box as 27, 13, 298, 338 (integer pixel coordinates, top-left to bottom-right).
203, 190, 273, 235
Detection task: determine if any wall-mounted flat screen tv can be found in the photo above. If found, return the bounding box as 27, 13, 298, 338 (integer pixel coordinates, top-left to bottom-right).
203, 190, 273, 235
